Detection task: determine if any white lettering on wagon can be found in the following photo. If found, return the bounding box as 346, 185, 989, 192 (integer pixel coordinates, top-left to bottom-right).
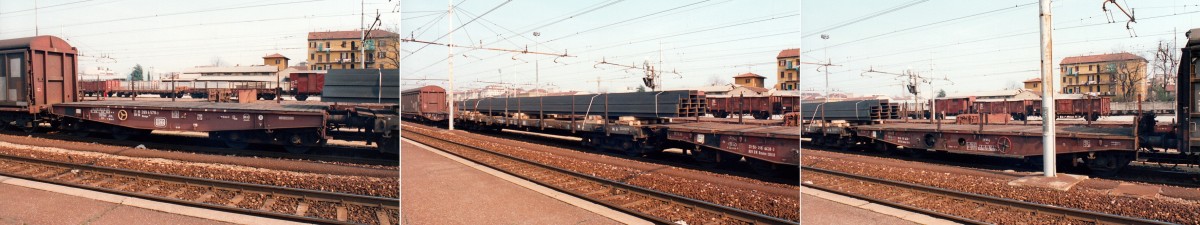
89, 108, 114, 121
747, 145, 777, 157
133, 110, 158, 118
279, 116, 294, 121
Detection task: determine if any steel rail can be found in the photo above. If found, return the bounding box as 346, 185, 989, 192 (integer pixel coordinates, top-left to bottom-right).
802, 166, 1173, 225
0, 152, 398, 225
402, 127, 797, 225
4, 130, 397, 167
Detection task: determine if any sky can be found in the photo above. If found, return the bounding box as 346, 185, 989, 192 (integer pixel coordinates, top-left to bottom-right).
400, 0, 801, 93
801, 0, 1200, 99
0, 0, 399, 79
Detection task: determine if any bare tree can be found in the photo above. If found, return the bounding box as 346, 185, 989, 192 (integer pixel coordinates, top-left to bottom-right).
1006, 80, 1022, 90
1151, 39, 1178, 101
707, 74, 728, 86
379, 24, 401, 69
1114, 61, 1146, 101
210, 57, 225, 67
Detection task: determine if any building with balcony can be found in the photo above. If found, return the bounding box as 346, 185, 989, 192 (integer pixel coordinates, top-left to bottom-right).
307, 29, 399, 70
775, 48, 799, 90
1059, 52, 1147, 100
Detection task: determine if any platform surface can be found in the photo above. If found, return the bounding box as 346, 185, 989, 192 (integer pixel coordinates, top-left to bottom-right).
0, 179, 233, 225
400, 139, 627, 225
54, 100, 330, 113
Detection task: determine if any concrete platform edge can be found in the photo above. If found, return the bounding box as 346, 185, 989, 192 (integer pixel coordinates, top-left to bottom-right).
802, 186, 962, 225
403, 137, 655, 225
0, 174, 303, 225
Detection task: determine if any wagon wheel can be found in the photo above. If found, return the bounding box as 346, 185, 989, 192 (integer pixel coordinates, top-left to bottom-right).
295, 94, 309, 101
691, 146, 719, 168
20, 121, 37, 134
280, 134, 311, 154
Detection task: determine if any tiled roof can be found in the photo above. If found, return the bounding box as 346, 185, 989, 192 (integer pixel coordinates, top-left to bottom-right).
182, 65, 279, 74
777, 48, 799, 58
734, 72, 764, 78
308, 30, 399, 40
1023, 78, 1041, 83
263, 53, 288, 59
1060, 52, 1146, 65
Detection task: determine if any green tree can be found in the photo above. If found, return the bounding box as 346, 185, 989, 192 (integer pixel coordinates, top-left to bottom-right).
636, 86, 646, 92
936, 89, 946, 98
129, 64, 144, 81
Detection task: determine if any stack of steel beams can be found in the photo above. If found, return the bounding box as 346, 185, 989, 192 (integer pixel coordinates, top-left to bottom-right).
322, 69, 399, 103
457, 90, 706, 118
800, 99, 899, 121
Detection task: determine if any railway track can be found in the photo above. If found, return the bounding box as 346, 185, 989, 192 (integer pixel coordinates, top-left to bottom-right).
2, 129, 397, 167
0, 151, 398, 225
485, 127, 797, 184
402, 129, 796, 225
802, 166, 1171, 225
804, 140, 1200, 188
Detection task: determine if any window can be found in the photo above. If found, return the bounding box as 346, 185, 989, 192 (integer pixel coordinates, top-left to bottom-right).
1075, 66, 1079, 72
351, 64, 355, 69
318, 55, 323, 62
341, 41, 346, 47
779, 60, 784, 66
1033, 83, 1038, 88
310, 54, 314, 60
378, 52, 385, 58
744, 78, 750, 83
326, 42, 330, 48
780, 71, 784, 78
275, 59, 280, 64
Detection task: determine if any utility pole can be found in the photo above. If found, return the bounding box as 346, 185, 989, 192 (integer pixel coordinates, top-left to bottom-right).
1039, 0, 1056, 177
447, 0, 455, 131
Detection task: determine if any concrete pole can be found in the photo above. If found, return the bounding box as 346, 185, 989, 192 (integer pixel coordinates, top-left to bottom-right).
447, 0, 455, 130
1039, 0, 1056, 177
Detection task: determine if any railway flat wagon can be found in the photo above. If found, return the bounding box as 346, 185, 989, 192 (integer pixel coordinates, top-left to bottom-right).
662, 122, 799, 174
855, 123, 1136, 175
51, 101, 328, 152
400, 85, 447, 122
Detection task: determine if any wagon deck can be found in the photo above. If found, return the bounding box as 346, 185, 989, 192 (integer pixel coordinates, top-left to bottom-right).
854, 122, 1135, 157
50, 101, 329, 132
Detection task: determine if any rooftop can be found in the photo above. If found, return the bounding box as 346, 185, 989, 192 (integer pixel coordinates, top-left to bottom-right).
1023, 78, 1041, 83
1060, 52, 1147, 65
263, 53, 288, 59
734, 72, 765, 78
777, 48, 799, 58
308, 30, 399, 40
182, 65, 279, 74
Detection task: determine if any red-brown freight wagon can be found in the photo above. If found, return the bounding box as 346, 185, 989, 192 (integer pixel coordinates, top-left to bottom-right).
975, 99, 1037, 120
400, 85, 447, 122
707, 95, 771, 119
79, 80, 120, 97
0, 36, 78, 131
932, 96, 975, 117
289, 72, 325, 101
1029, 94, 1110, 121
